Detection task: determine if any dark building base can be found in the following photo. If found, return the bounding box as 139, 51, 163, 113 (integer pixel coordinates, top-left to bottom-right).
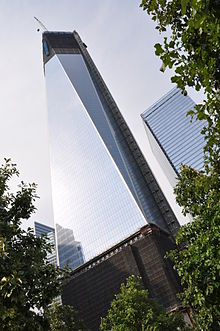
62, 225, 182, 331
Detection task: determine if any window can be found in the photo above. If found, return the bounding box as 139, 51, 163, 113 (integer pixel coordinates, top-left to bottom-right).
43, 40, 50, 57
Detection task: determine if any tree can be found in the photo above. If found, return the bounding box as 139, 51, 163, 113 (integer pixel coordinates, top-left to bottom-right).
140, 0, 219, 170
169, 166, 220, 330
0, 159, 64, 330
100, 275, 191, 331
140, 1, 220, 330
46, 302, 86, 331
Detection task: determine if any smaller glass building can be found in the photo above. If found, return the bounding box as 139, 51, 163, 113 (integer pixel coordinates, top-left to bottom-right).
141, 88, 206, 175
34, 221, 57, 265
56, 224, 84, 269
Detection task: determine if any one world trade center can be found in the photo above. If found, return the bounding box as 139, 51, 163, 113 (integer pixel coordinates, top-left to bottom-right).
43, 30, 179, 265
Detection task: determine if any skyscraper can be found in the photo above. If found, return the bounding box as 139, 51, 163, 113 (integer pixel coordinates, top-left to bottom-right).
141, 88, 206, 176
56, 224, 84, 269
34, 221, 57, 265
43, 31, 179, 264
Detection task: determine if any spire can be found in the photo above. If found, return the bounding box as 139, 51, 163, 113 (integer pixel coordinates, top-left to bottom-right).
34, 17, 48, 32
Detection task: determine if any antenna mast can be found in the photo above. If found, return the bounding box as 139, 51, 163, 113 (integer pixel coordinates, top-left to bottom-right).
34, 17, 48, 31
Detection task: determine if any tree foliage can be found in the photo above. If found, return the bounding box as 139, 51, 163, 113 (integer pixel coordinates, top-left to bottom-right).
170, 166, 220, 330
46, 302, 86, 331
100, 275, 190, 331
140, 1, 220, 330
0, 159, 65, 330
140, 0, 220, 171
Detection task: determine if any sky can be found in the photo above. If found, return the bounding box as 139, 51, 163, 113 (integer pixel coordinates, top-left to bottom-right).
0, 0, 200, 228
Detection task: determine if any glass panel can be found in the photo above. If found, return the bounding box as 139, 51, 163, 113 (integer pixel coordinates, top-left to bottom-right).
45, 55, 146, 264
43, 40, 50, 57
142, 88, 206, 173
57, 53, 166, 229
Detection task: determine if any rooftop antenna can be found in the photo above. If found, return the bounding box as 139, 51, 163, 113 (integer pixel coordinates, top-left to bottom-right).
34, 16, 48, 32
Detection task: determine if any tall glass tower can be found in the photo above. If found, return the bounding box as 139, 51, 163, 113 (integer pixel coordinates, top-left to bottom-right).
43, 31, 179, 264
141, 88, 206, 175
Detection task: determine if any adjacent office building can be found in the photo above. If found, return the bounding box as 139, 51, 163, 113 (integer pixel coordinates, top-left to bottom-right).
34, 221, 84, 269
34, 221, 57, 265
43, 30, 179, 266
56, 224, 84, 269
141, 88, 206, 176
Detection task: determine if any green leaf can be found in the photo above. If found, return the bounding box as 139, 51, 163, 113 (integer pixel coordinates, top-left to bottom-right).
154, 43, 163, 56
181, 0, 188, 15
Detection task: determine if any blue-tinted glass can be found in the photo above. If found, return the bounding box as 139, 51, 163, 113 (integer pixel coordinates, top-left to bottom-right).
56, 224, 84, 269
45, 55, 146, 263
43, 40, 50, 57
57, 53, 166, 229
142, 88, 206, 173
34, 222, 57, 265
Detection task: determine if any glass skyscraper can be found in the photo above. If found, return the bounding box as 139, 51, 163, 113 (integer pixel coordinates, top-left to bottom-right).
141, 88, 206, 175
34, 221, 57, 265
56, 224, 84, 269
43, 31, 179, 264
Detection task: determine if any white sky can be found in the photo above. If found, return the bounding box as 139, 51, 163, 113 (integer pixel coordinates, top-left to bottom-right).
0, 1, 200, 228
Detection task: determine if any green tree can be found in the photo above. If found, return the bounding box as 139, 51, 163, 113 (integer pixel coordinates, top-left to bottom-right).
100, 275, 190, 331
0, 159, 65, 330
140, 0, 219, 170
46, 302, 86, 331
140, 1, 220, 330
169, 166, 220, 330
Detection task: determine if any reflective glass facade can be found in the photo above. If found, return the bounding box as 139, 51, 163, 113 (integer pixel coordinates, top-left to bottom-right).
34, 221, 57, 265
43, 31, 179, 264
141, 88, 206, 174
56, 224, 84, 269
